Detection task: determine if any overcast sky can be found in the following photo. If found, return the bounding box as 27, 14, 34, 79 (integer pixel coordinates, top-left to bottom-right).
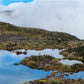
0, 0, 84, 39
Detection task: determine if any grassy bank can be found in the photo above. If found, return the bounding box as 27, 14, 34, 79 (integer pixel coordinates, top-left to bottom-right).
20, 55, 63, 71
20, 55, 84, 72
60, 46, 84, 63
29, 79, 84, 84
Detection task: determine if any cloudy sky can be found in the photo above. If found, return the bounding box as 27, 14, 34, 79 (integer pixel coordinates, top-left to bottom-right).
0, 0, 84, 39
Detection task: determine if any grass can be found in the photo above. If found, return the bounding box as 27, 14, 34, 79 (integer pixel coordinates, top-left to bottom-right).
20, 55, 64, 71
60, 46, 84, 63
59, 46, 84, 72
20, 54, 84, 73
29, 79, 84, 84
0, 22, 80, 50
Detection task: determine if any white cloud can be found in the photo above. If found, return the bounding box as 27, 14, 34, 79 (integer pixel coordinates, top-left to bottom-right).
0, 0, 84, 39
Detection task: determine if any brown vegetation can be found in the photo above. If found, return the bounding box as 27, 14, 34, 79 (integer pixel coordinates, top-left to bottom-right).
20, 55, 84, 73
60, 46, 84, 63
0, 22, 80, 50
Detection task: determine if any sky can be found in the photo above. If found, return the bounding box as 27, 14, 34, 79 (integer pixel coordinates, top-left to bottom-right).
0, 0, 84, 39
0, 0, 33, 5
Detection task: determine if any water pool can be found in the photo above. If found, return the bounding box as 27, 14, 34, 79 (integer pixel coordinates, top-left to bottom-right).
0, 50, 51, 84
0, 49, 83, 84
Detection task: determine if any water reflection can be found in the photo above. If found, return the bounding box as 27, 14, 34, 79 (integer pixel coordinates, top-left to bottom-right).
64, 71, 84, 80
14, 49, 64, 58
0, 49, 84, 84
59, 59, 83, 65
0, 50, 51, 84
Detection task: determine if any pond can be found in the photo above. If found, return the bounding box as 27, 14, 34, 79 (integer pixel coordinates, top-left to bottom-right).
0, 49, 84, 84
0, 50, 51, 84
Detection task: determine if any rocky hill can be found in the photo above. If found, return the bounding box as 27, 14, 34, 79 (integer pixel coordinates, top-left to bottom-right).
0, 22, 80, 50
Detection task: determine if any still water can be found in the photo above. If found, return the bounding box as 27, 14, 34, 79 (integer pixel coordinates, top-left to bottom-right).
0, 49, 84, 84
0, 50, 51, 84
64, 71, 84, 80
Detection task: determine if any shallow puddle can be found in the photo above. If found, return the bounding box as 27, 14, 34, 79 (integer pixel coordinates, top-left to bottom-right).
14, 49, 64, 58
59, 59, 83, 65
64, 71, 84, 80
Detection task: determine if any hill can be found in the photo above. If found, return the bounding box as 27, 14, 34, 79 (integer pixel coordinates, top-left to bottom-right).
0, 22, 80, 50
